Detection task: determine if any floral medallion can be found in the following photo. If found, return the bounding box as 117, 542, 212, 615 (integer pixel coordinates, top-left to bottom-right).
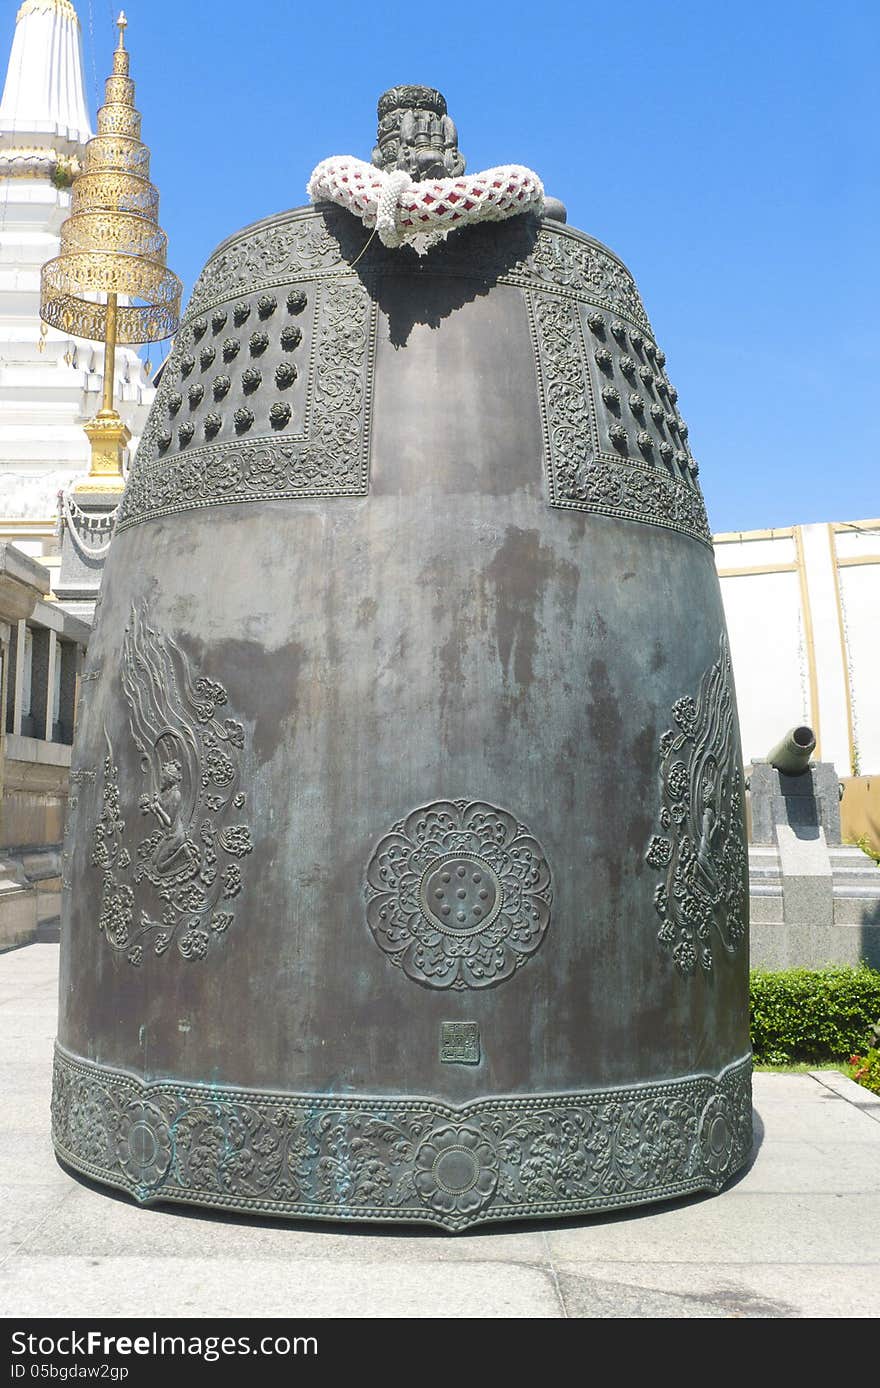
365, 799, 552, 990
414, 1125, 498, 1218
698, 1094, 735, 1176
117, 1100, 173, 1189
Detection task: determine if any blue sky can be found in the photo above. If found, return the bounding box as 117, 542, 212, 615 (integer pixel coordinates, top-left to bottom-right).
52, 1, 880, 530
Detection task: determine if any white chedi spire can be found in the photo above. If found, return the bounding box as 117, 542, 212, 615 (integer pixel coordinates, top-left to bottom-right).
0, 0, 92, 152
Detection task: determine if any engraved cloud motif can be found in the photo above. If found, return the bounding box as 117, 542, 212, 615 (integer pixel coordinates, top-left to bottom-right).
646, 634, 747, 975
91, 603, 252, 964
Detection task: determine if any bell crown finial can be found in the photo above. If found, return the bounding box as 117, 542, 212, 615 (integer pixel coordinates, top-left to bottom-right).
372, 84, 466, 180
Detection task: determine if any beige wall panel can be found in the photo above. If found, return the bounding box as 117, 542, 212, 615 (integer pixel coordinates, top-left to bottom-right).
833, 523, 880, 562
0, 789, 66, 850
714, 534, 797, 570
839, 564, 880, 775
721, 570, 807, 764
839, 776, 880, 854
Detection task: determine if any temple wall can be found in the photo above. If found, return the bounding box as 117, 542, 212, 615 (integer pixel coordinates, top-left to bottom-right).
840, 777, 880, 857
0, 551, 88, 952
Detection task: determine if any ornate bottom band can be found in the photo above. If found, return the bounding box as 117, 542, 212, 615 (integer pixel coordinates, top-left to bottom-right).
52, 1045, 753, 1232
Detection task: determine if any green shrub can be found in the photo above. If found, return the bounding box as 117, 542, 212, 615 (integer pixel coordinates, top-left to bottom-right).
750, 965, 880, 1064
846, 834, 880, 866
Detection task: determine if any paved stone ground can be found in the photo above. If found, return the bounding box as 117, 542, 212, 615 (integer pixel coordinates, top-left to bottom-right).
2, 943, 879, 1319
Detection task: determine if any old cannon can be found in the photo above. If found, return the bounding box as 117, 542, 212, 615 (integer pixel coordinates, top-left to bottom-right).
766, 726, 817, 776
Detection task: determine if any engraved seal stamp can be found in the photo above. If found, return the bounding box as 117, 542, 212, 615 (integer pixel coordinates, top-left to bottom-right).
440, 1021, 480, 1064
365, 799, 552, 990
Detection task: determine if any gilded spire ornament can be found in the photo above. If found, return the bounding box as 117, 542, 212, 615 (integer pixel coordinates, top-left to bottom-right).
39, 12, 181, 492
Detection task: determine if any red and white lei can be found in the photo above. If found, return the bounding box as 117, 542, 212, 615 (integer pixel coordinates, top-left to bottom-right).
307, 155, 544, 253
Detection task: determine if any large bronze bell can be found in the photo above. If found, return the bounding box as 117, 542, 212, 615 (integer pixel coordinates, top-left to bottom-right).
53, 87, 751, 1231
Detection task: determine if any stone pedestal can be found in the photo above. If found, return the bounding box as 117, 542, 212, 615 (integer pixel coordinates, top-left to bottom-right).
749, 761, 880, 968
750, 762, 843, 845
53, 488, 119, 622
776, 824, 834, 926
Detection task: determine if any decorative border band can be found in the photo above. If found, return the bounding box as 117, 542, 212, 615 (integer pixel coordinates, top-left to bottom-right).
183, 206, 652, 335
52, 1044, 752, 1232
119, 209, 706, 541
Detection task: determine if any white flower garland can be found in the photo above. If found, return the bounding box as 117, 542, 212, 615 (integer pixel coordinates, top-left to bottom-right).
61, 490, 118, 560
307, 155, 544, 253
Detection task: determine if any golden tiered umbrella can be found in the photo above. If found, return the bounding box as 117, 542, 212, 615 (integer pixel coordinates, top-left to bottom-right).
40, 12, 181, 492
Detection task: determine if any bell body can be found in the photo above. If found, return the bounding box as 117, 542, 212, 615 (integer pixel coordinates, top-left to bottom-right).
53, 206, 752, 1231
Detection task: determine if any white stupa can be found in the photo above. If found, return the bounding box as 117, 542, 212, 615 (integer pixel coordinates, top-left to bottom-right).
0, 0, 154, 522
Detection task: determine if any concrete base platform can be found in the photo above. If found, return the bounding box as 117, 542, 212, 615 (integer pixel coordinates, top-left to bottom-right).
0, 849, 62, 953
2, 944, 879, 1319
750, 840, 880, 969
